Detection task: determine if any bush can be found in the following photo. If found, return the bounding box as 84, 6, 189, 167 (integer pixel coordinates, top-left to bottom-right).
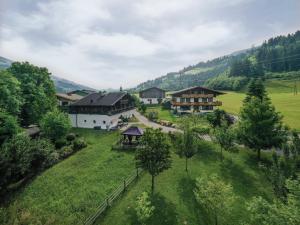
146, 111, 158, 121
59, 146, 74, 159
161, 101, 171, 110
73, 139, 87, 151
55, 139, 67, 149
192, 126, 210, 135
66, 133, 76, 142
40, 110, 71, 142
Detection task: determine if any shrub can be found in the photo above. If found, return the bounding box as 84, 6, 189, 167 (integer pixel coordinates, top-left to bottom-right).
59, 146, 73, 159
73, 139, 87, 151
161, 100, 171, 110
192, 126, 210, 135
40, 110, 71, 142
135, 192, 155, 224
66, 133, 76, 142
54, 139, 67, 149
146, 111, 158, 121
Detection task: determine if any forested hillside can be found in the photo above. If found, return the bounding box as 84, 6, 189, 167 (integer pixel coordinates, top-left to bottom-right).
135, 30, 300, 91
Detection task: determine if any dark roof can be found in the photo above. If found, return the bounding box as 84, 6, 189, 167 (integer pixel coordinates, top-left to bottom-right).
122, 126, 144, 136
71, 92, 127, 106
171, 86, 225, 96
139, 87, 165, 93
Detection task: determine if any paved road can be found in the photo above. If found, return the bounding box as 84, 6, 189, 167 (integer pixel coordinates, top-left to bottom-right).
133, 110, 181, 133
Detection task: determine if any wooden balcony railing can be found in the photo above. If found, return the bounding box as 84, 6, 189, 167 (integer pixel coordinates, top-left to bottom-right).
171, 101, 222, 106
181, 94, 214, 98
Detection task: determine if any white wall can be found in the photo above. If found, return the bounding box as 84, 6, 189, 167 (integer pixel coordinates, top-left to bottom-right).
140, 98, 159, 105
69, 109, 135, 129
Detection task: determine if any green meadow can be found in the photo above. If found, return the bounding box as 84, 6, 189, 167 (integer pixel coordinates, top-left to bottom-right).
1, 129, 135, 224
219, 79, 300, 131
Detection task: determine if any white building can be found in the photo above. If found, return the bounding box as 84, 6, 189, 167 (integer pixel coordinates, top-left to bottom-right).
139, 87, 166, 105
69, 92, 135, 129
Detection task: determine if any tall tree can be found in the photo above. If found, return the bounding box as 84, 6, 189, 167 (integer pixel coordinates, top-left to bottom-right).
0, 110, 20, 145
194, 174, 236, 225
8, 62, 56, 125
238, 81, 286, 160
238, 96, 286, 160
0, 70, 23, 116
135, 128, 171, 194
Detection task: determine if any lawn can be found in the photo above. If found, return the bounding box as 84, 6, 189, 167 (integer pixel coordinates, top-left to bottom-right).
146, 105, 179, 123
219, 79, 300, 131
97, 141, 274, 225
2, 129, 136, 224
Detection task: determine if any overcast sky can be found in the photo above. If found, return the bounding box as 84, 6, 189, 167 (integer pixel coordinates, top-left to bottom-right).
0, 0, 299, 89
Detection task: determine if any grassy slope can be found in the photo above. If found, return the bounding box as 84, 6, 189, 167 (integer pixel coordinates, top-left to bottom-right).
98, 142, 273, 225
3, 129, 135, 224
219, 79, 300, 130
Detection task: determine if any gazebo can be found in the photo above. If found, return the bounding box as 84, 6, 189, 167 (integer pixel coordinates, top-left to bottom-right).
121, 126, 144, 145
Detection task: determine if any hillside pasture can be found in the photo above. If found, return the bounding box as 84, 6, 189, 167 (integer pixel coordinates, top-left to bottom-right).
1, 129, 135, 225
219, 79, 300, 130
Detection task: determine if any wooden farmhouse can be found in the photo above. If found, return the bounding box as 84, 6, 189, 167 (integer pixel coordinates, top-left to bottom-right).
170, 86, 225, 113
139, 87, 166, 104
69, 92, 135, 129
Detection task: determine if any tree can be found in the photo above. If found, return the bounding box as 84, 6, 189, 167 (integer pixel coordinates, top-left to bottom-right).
0, 110, 20, 145
207, 109, 233, 128
244, 78, 266, 102
291, 130, 300, 158
175, 124, 198, 172
245, 179, 300, 225
135, 192, 155, 225
194, 174, 236, 225
213, 126, 235, 162
40, 110, 71, 142
0, 70, 23, 116
135, 128, 171, 194
237, 96, 286, 160
8, 62, 56, 125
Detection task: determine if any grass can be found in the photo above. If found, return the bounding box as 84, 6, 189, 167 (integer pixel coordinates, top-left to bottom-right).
2, 129, 136, 224
146, 106, 179, 123
97, 141, 274, 225
219, 79, 300, 131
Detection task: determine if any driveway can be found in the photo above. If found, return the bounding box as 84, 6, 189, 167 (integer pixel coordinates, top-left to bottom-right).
133, 110, 180, 133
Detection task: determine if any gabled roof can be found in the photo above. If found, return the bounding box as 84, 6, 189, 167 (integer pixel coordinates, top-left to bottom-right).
139, 87, 166, 93
56, 93, 83, 101
122, 126, 144, 136
71, 92, 127, 106
171, 86, 225, 96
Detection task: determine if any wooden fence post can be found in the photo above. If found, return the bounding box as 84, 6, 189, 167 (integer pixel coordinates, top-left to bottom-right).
106, 198, 109, 207
123, 180, 126, 191
136, 168, 139, 178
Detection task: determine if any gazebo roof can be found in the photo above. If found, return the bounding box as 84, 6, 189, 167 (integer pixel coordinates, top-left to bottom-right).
122, 126, 144, 136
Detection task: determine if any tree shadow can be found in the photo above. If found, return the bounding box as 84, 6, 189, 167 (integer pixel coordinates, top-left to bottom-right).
126, 193, 178, 225
177, 176, 211, 225
195, 141, 219, 163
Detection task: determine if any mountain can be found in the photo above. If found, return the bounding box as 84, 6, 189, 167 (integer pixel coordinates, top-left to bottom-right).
135, 30, 300, 92
0, 56, 95, 93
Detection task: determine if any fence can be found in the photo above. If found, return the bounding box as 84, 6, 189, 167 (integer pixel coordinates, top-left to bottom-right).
84, 168, 143, 225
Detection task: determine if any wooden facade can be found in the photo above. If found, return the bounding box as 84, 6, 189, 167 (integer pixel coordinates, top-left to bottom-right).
171, 86, 224, 113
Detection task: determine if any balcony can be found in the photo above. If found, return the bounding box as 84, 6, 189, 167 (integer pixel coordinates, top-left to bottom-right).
181, 94, 214, 98
171, 101, 222, 106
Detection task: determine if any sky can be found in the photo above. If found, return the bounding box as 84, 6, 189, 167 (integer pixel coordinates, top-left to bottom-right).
0, 0, 299, 89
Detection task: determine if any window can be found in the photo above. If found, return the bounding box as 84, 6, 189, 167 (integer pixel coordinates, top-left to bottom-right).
84, 120, 87, 123
186, 98, 190, 103
103, 120, 106, 124
194, 98, 199, 102
93, 120, 96, 124
202, 98, 208, 103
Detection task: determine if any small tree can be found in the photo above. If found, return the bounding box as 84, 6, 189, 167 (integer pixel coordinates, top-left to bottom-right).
135, 128, 171, 194
40, 110, 71, 142
135, 192, 155, 225
213, 126, 235, 162
175, 124, 198, 172
194, 174, 236, 225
